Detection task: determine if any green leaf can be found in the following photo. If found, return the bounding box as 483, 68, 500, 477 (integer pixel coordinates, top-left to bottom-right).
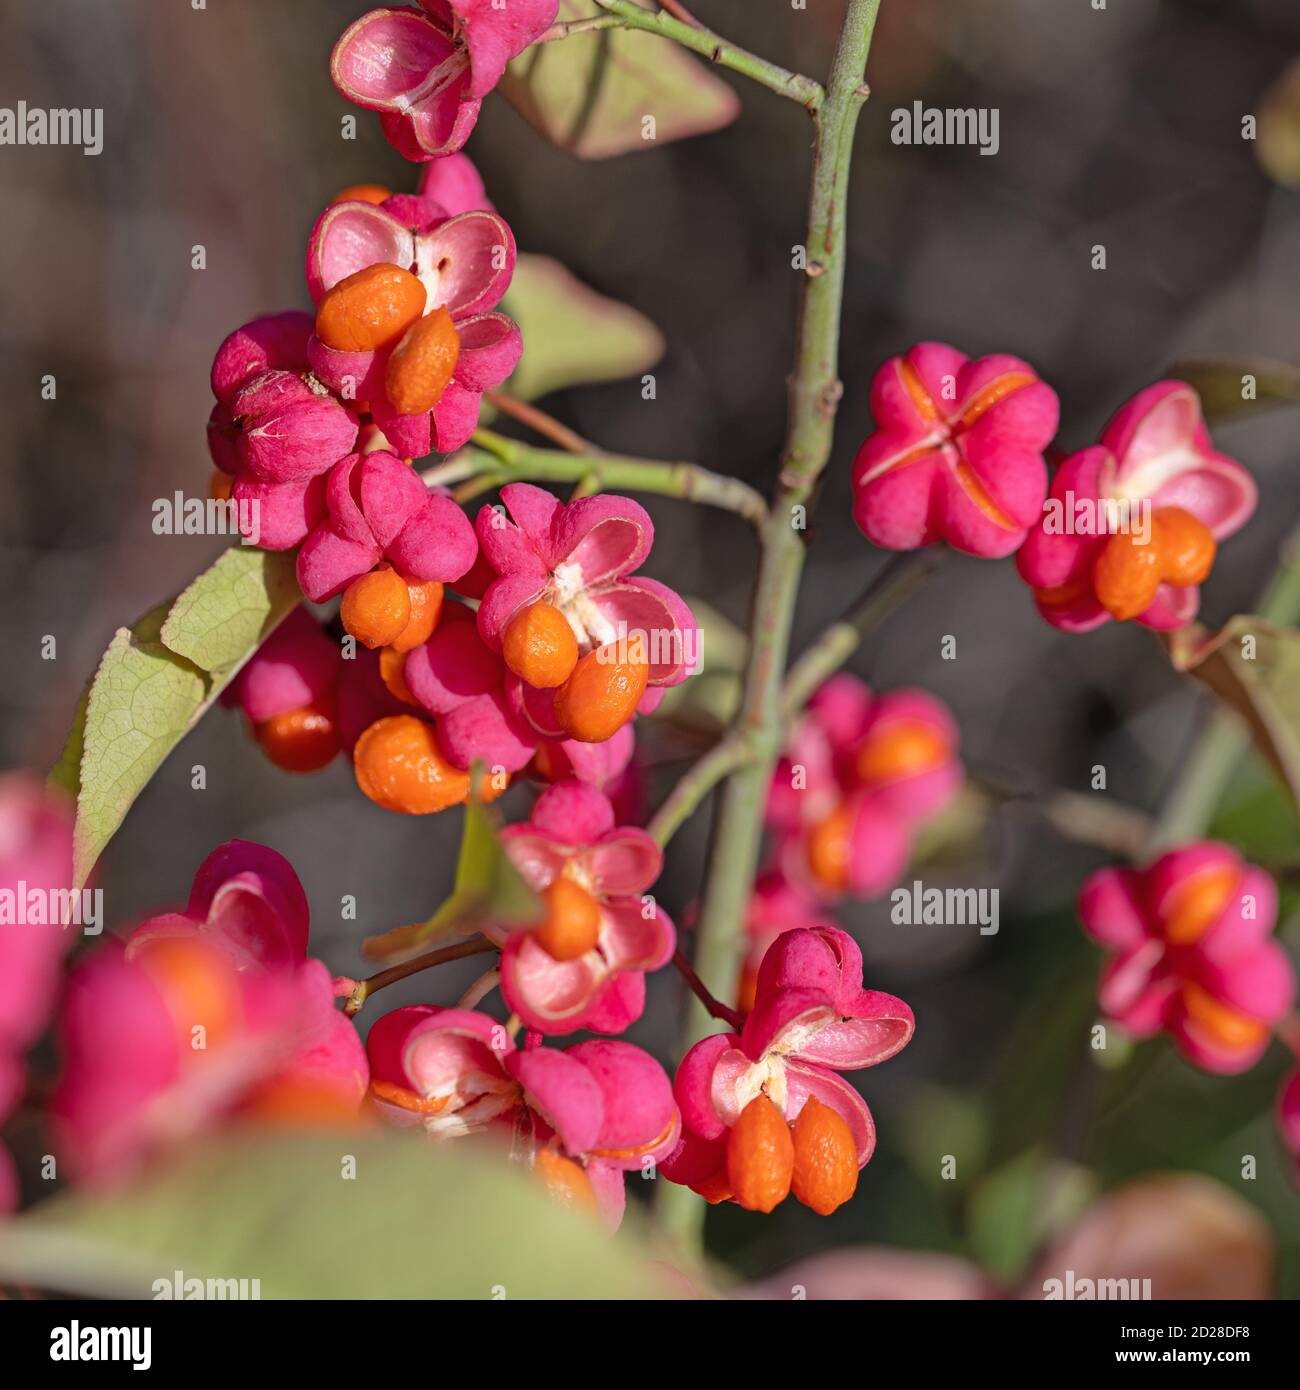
364, 797, 540, 961
0, 1129, 679, 1299
966, 1149, 1044, 1282
1257, 55, 1300, 189
1168, 358, 1300, 423
161, 545, 301, 676
652, 598, 746, 730
501, 1, 739, 160
1167, 615, 1300, 819
501, 253, 665, 403
60, 548, 301, 886
900, 1085, 989, 1191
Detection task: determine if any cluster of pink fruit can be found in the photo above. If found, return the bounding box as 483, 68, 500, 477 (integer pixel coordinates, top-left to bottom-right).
6, 0, 1295, 1244
852, 344, 1257, 631
206, 147, 696, 816
0, 772, 920, 1225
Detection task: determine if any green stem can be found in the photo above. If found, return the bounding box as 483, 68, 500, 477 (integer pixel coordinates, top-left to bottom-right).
428, 431, 768, 526
1147, 524, 1300, 852
646, 734, 753, 848
593, 1, 824, 110
781, 551, 941, 718
655, 0, 884, 1248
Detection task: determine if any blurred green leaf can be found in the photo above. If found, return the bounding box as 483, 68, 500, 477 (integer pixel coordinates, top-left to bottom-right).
501, 1, 739, 160
0, 1129, 678, 1299
501, 253, 664, 402
652, 597, 747, 730
53, 549, 300, 887
1257, 56, 1300, 188
1210, 766, 1300, 863
365, 797, 540, 961
968, 1151, 1096, 1284
900, 1085, 990, 1190
909, 784, 990, 871
1168, 615, 1300, 819
1168, 358, 1300, 423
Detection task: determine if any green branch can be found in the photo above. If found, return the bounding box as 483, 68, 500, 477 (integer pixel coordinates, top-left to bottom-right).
646, 733, 753, 848
656, 0, 885, 1247
593, 1, 824, 109
424, 430, 768, 525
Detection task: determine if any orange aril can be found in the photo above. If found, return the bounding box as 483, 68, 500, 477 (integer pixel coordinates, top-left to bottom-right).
806, 803, 854, 894
1093, 530, 1162, 622
1033, 578, 1090, 609
1181, 982, 1268, 1053
378, 646, 417, 705
133, 936, 238, 1054
553, 644, 648, 743
315, 263, 427, 354
353, 714, 471, 814
243, 1079, 369, 1129
209, 469, 233, 502
534, 1148, 598, 1213
791, 1095, 858, 1215
255, 694, 341, 773
1094, 505, 1217, 622
367, 1079, 453, 1116
341, 565, 412, 650
692, 1168, 735, 1205
726, 1094, 794, 1213
534, 877, 602, 961
1152, 506, 1216, 587
389, 578, 444, 653
855, 719, 949, 783
385, 306, 460, 416
332, 183, 392, 206
736, 963, 759, 1016
502, 601, 579, 690
1160, 864, 1238, 946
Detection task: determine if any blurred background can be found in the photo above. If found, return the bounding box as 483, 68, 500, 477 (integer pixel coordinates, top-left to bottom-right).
2, 0, 1299, 1294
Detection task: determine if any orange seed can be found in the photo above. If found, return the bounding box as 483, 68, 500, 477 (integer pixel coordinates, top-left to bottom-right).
1152, 506, 1216, 588
726, 1094, 794, 1213
353, 714, 471, 814
553, 645, 648, 743
535, 877, 602, 961
315, 263, 426, 354
791, 1095, 858, 1215
502, 601, 579, 690
390, 579, 444, 653
341, 565, 412, 650
1093, 530, 1162, 622
534, 1148, 598, 1213
378, 646, 417, 705
331, 183, 392, 206
385, 306, 460, 416
855, 719, 949, 784
806, 803, 854, 895
255, 694, 341, 773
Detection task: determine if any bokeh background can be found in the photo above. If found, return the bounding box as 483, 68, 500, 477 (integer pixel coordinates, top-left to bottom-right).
2, 0, 1299, 1293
